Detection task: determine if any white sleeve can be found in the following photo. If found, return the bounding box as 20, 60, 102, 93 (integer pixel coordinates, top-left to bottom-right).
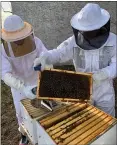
48, 36, 75, 64
1, 45, 26, 90
99, 33, 117, 79
1, 45, 12, 80
34, 37, 48, 57
1, 45, 24, 89
39, 40, 48, 52
102, 55, 116, 79
3, 73, 25, 90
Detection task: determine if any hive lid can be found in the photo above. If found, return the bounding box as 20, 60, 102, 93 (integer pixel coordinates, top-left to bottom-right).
37, 69, 92, 102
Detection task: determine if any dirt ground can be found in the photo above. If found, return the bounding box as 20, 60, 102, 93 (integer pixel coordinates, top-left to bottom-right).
1, 66, 117, 145
1, 81, 33, 145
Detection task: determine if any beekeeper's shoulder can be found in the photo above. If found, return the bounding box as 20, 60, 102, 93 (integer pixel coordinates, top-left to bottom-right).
107, 32, 116, 47
34, 36, 45, 47
1, 43, 7, 57
63, 35, 76, 47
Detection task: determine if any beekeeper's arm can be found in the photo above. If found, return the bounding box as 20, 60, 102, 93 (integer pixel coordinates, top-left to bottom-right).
2, 48, 36, 99
93, 49, 116, 84
35, 37, 48, 54
34, 37, 53, 69
34, 36, 75, 70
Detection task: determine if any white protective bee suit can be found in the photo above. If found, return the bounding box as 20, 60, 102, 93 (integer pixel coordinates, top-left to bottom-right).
34, 3, 117, 117
1, 15, 48, 130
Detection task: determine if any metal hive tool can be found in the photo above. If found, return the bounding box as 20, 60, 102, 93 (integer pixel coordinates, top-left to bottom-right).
37, 69, 92, 102
39, 103, 117, 145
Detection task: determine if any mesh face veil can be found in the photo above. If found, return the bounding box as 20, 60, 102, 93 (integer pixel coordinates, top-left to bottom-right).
3, 33, 36, 57
72, 20, 110, 50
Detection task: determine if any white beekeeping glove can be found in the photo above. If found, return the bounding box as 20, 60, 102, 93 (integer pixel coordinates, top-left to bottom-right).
93, 70, 109, 85
33, 51, 53, 71
21, 85, 37, 99
3, 73, 36, 99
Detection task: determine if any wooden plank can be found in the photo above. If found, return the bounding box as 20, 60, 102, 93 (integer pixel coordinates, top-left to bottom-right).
22, 100, 42, 111
22, 103, 41, 110
22, 105, 45, 114
46, 106, 93, 133
40, 103, 82, 124
25, 110, 45, 118
40, 104, 75, 123
52, 108, 102, 142
67, 115, 112, 145
21, 98, 30, 103
21, 100, 50, 118
22, 100, 64, 114
41, 103, 87, 128
23, 108, 43, 114
89, 75, 93, 99
54, 111, 103, 144
28, 110, 48, 117
21, 107, 45, 119
37, 97, 89, 102
44, 68, 92, 77
21, 100, 31, 106
27, 106, 67, 119
40, 103, 87, 129
78, 120, 116, 145
36, 72, 41, 98
48, 106, 95, 136
55, 110, 103, 144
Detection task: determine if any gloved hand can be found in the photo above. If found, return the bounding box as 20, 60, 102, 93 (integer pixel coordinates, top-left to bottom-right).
93, 70, 109, 86
33, 51, 53, 71
21, 85, 36, 99
3, 73, 36, 99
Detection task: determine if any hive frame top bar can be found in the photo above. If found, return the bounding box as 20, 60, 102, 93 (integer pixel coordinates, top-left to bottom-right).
38, 102, 117, 145
44, 68, 93, 76
36, 68, 93, 102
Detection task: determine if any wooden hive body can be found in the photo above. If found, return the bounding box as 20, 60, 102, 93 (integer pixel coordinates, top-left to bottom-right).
37, 103, 117, 145
20, 69, 117, 145
20, 99, 64, 144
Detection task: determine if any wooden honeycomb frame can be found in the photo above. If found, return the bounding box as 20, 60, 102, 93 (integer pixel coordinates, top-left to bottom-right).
39, 103, 117, 145
36, 69, 92, 102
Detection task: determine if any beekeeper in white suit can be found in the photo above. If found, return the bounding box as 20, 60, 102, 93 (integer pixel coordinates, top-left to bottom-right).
34, 3, 116, 117
1, 15, 50, 145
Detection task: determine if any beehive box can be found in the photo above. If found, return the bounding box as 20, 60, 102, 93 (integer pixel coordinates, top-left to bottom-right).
36, 103, 117, 145
36, 69, 92, 102
21, 69, 117, 145
20, 99, 64, 145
